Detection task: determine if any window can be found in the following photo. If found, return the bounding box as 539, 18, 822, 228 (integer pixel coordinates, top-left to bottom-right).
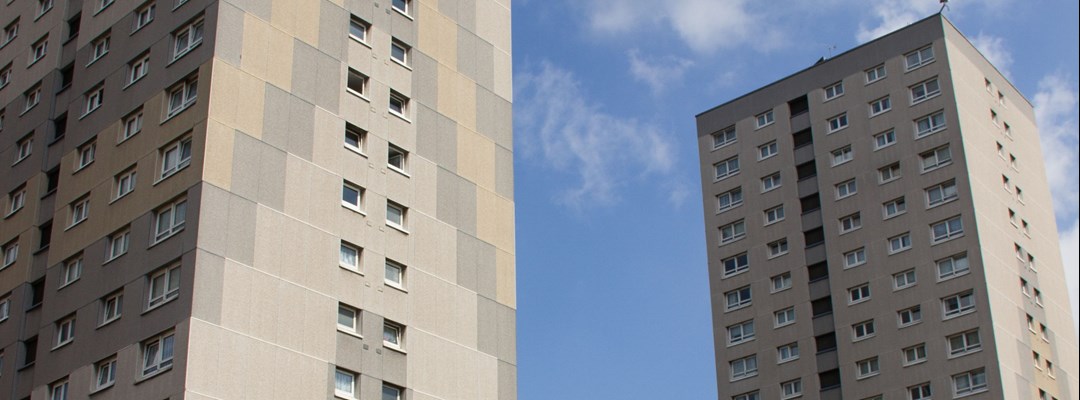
926, 180, 958, 207
89, 34, 110, 64
337, 303, 359, 334
758, 141, 778, 160
716, 187, 743, 213
764, 205, 785, 225
775, 307, 795, 327
909, 383, 932, 400
172, 18, 204, 60
15, 136, 33, 163
1016, 186, 1024, 202
133, 3, 155, 31
103, 228, 129, 262
2, 20, 16, 47
721, 253, 749, 277
346, 68, 368, 97
2, 241, 17, 267
883, 197, 906, 218
160, 137, 193, 180
335, 368, 358, 399
83, 85, 105, 116
8, 187, 26, 215
767, 239, 789, 258
905, 45, 935, 70
990, 110, 999, 126
865, 64, 886, 83
61, 257, 82, 287
852, 320, 876, 340
75, 142, 97, 171
843, 248, 866, 268
878, 163, 901, 183
712, 125, 736, 149
25, 84, 43, 112
70, 196, 90, 226
383, 320, 404, 350
777, 342, 799, 363
953, 368, 988, 396
1004, 122, 1012, 136
902, 343, 927, 365
391, 0, 410, 15
55, 315, 76, 347
898, 305, 922, 327
781, 379, 802, 399
856, 357, 880, 378
761, 172, 781, 192
915, 111, 946, 138
390, 39, 410, 66
128, 54, 150, 85
727, 320, 755, 345
167, 76, 198, 117
0, 64, 11, 88
839, 213, 861, 233
869, 96, 891, 116
831, 145, 853, 166
874, 129, 896, 149
931, 216, 964, 243
348, 16, 368, 43
388, 91, 409, 118
341, 183, 363, 212
849, 284, 871, 304
139, 330, 175, 377
730, 355, 758, 380
824, 81, 844, 100
894, 269, 916, 290
339, 242, 360, 271
0, 295, 9, 321
943, 291, 975, 318
30, 36, 48, 65
734, 392, 760, 400
888, 232, 912, 253
827, 113, 849, 133
1002, 174, 1011, 191
121, 109, 144, 141
388, 145, 407, 173
771, 273, 792, 292
94, 357, 117, 390
910, 78, 941, 103
97, 0, 115, 11
385, 260, 405, 288
920, 145, 952, 172
755, 110, 774, 128
153, 198, 186, 243
148, 264, 180, 308
383, 384, 403, 400
101, 291, 122, 325
714, 156, 740, 180
344, 124, 366, 154
719, 220, 746, 245
50, 379, 68, 400
835, 179, 857, 199
725, 286, 751, 311
386, 201, 407, 230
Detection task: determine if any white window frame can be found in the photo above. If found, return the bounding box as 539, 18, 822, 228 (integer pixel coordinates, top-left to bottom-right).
721, 252, 749, 278
902, 343, 927, 366
172, 17, 204, 61
384, 259, 405, 289
755, 110, 774, 129
777, 342, 799, 363
341, 182, 363, 212
106, 228, 130, 261
158, 136, 193, 180
15, 136, 33, 163
337, 303, 359, 335
734, 392, 760, 400
910, 78, 941, 104
334, 368, 358, 399
869, 96, 891, 116
89, 34, 110, 64
49, 379, 68, 400
55, 315, 76, 347
719, 220, 746, 245
893, 269, 916, 290
133, 2, 156, 32
874, 129, 896, 150
60, 257, 82, 287
7, 188, 26, 216
839, 213, 861, 234
346, 68, 368, 98
763, 205, 784, 225
101, 292, 122, 326
0, 295, 10, 321
348, 15, 368, 43
724, 286, 752, 311
389, 90, 409, 120
930, 215, 964, 243
897, 305, 922, 327
835, 179, 857, 199
761, 172, 781, 193
1, 21, 17, 47
914, 110, 946, 138
77, 141, 96, 170
757, 140, 778, 160
909, 383, 932, 400
767, 238, 789, 258
391, 0, 411, 16
727, 319, 755, 346
942, 291, 975, 318
920, 145, 952, 173
729, 355, 758, 381
166, 76, 198, 117
852, 319, 876, 341
383, 320, 404, 350
855, 357, 880, 379
774, 307, 795, 328
781, 379, 803, 399
388, 144, 408, 174
94, 356, 117, 390
386, 201, 407, 231
905, 45, 935, 70
84, 86, 104, 116
948, 329, 982, 357
128, 54, 150, 85
878, 163, 901, 184
827, 113, 849, 133
383, 384, 403, 400
339, 242, 360, 272
147, 264, 181, 309
771, 273, 792, 293
925, 179, 958, 207
824, 81, 844, 101
344, 124, 366, 155
843, 248, 866, 269
2, 242, 17, 268
141, 330, 175, 378
153, 199, 186, 243
865, 64, 886, 83
888, 232, 912, 254
121, 109, 143, 141
716, 187, 743, 213
30, 37, 48, 65
714, 156, 740, 181
70, 197, 90, 227
712, 125, 736, 149
848, 284, 871, 305
390, 39, 410, 67
883, 197, 906, 219
831, 145, 853, 166
953, 368, 988, 396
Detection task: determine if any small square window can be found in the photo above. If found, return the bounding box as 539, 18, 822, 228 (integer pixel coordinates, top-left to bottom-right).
721, 253, 749, 278
70, 196, 90, 227
827, 113, 849, 133
55, 315, 76, 347
724, 286, 752, 311
166, 75, 198, 117
716, 187, 743, 213
905, 45, 935, 70
344, 124, 366, 154
84, 85, 104, 115
930, 215, 964, 243
902, 343, 927, 366
100, 291, 122, 325
953, 368, 988, 396
767, 238, 789, 258
128, 54, 150, 85
843, 248, 866, 269
873, 130, 896, 150
865, 64, 886, 83
823, 81, 844, 100
852, 319, 875, 340
160, 136, 193, 179
855, 357, 880, 378
781, 379, 802, 399
888, 232, 912, 254
761, 172, 781, 192
383, 320, 404, 350
942, 291, 975, 318
920, 145, 952, 172
385, 259, 405, 289
758, 141, 778, 160
348, 16, 368, 43
25, 84, 43, 112
763, 205, 784, 225
714, 156, 740, 181
172, 17, 204, 60
771, 273, 792, 293
848, 284, 871, 305
893, 269, 916, 290
897, 305, 921, 327
106, 227, 130, 261
729, 355, 758, 381
133, 3, 156, 32
339, 242, 360, 271
337, 303, 359, 334
94, 356, 118, 390
835, 179, 857, 199
335, 368, 358, 399
948, 329, 982, 357
388, 144, 408, 173
7, 187, 27, 216
910, 78, 941, 104
147, 264, 181, 309
121, 108, 144, 142
153, 199, 187, 243
390, 39, 410, 66
60, 256, 82, 287
878, 163, 901, 183
869, 96, 891, 116
755, 110, 774, 129
30, 36, 49, 65
386, 201, 407, 231
2, 241, 18, 268
777, 342, 799, 363
774, 307, 795, 327
391, 0, 411, 15
719, 220, 746, 245
2, 20, 17, 47
839, 213, 861, 234
712, 126, 737, 149
49, 379, 68, 400
914, 110, 946, 138
347, 68, 368, 98
389, 91, 410, 119
909, 383, 932, 400
76, 141, 96, 170
925, 179, 958, 207
89, 34, 110, 64
727, 319, 755, 345
830, 145, 853, 166
341, 183, 364, 212
883, 197, 906, 219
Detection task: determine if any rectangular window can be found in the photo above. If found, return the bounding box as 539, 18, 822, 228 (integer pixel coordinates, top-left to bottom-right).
101, 291, 122, 325
121, 108, 144, 141
8, 187, 27, 215
910, 78, 941, 103
133, 2, 155, 31
781, 379, 802, 399
824, 81, 844, 100
153, 199, 186, 243
953, 368, 988, 396
716, 187, 743, 213
60, 257, 82, 287
730, 355, 758, 381
777, 342, 799, 363
25, 84, 43, 112
915, 110, 946, 138
348, 16, 368, 43
388, 144, 408, 173
89, 34, 110, 64
148, 265, 180, 309
943, 291, 975, 318
894, 269, 916, 290
337, 303, 359, 334
865, 64, 886, 83
112, 168, 137, 200
878, 163, 901, 183
763, 205, 785, 225
77, 141, 96, 170
848, 284, 871, 304
15, 135, 33, 163
386, 201, 407, 230
172, 18, 204, 60
55, 315, 76, 347
899, 344, 927, 366
721, 253, 748, 277
856, 357, 880, 378
159, 137, 193, 179
931, 216, 964, 243
888, 232, 912, 254
767, 238, 789, 258
714, 156, 740, 180
874, 129, 896, 150
869, 96, 891, 116
70, 196, 90, 227
883, 197, 906, 219
30, 36, 48, 65
128, 54, 150, 85
843, 247, 866, 268
335, 368, 358, 399
926, 179, 958, 207
831, 145, 853, 166
727, 319, 755, 345
755, 110, 774, 128
0, 295, 10, 321
107, 228, 130, 260
827, 113, 849, 133
167, 76, 198, 117
391, 0, 411, 15
905, 45, 935, 70
920, 145, 952, 172
385, 259, 405, 288
84, 84, 105, 115
758, 140, 778, 160
771, 273, 792, 292
0, 64, 11, 88
909, 383, 932, 400
49, 379, 68, 400
390, 39, 410, 66
835, 179, 857, 199
839, 213, 861, 233
2, 241, 17, 267
94, 356, 117, 390
344, 124, 366, 154
1, 20, 17, 47
346, 68, 368, 98
852, 319, 875, 340
761, 172, 781, 192
712, 125, 736, 149
897, 305, 922, 327
774, 307, 795, 327
341, 182, 363, 212
383, 320, 404, 350
141, 330, 175, 377
724, 286, 751, 311
383, 384, 404, 400
339, 242, 360, 271
719, 220, 746, 245
389, 90, 409, 118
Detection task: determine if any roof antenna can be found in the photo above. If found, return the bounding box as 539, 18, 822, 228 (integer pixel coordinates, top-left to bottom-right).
939, 0, 949, 13
826, 44, 837, 59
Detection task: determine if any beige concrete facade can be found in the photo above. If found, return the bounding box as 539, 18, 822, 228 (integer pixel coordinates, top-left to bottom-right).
0, 0, 514, 399
696, 15, 1077, 400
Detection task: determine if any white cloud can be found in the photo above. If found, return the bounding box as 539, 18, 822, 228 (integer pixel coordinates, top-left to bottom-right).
856, 0, 940, 42
627, 49, 695, 95
969, 33, 1013, 77
1060, 221, 1080, 340
584, 0, 778, 54
514, 62, 676, 207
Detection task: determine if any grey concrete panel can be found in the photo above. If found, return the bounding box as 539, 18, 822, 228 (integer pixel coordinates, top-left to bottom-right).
415, 105, 439, 162
436, 113, 459, 171
215, 2, 246, 66
287, 96, 317, 161
438, 0, 459, 20
223, 0, 272, 20
225, 193, 258, 266
458, 0, 477, 33
262, 84, 293, 151
455, 230, 479, 291
334, 332, 366, 372
456, 28, 479, 83
291, 40, 320, 105
475, 37, 496, 91
435, 168, 459, 229
494, 144, 513, 199
476, 295, 498, 356
319, 1, 348, 60
230, 131, 263, 201
498, 360, 517, 400
256, 144, 288, 211
496, 302, 516, 363
476, 88, 513, 150
475, 240, 497, 300
411, 53, 439, 107
315, 47, 342, 114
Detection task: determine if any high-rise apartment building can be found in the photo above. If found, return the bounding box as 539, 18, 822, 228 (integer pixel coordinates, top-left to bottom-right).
696, 14, 1077, 400
0, 0, 515, 399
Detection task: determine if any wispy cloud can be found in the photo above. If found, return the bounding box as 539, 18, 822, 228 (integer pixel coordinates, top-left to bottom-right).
970, 33, 1013, 78
584, 0, 780, 54
514, 62, 676, 207
627, 49, 695, 95
856, 0, 940, 42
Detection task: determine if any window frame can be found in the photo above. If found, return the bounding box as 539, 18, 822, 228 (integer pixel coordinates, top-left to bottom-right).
348, 15, 369, 44
777, 342, 799, 363
716, 187, 743, 213
390, 39, 410, 67
386, 201, 408, 231
774, 307, 796, 328
942, 291, 976, 319
60, 256, 82, 288
830, 145, 853, 166
383, 320, 405, 351
838, 212, 862, 234
887, 232, 912, 254
852, 319, 876, 341
761, 172, 781, 193
166, 75, 198, 118
771, 273, 792, 293
339, 242, 361, 272
904, 45, 935, 71
902, 343, 927, 366
952, 368, 988, 396
171, 17, 204, 61
711, 125, 737, 149
724, 285, 752, 311
346, 68, 369, 98
878, 163, 901, 184
763, 205, 785, 225
823, 81, 844, 101
120, 108, 144, 141
334, 368, 358, 399
341, 182, 364, 213
909, 77, 941, 104
153, 198, 187, 243
721, 252, 749, 278
94, 356, 118, 391
855, 356, 880, 379
914, 110, 946, 138
848, 283, 871, 305
384, 259, 405, 289
874, 129, 896, 150
930, 215, 964, 244
132, 2, 156, 32
714, 156, 740, 181
947, 329, 982, 357
100, 291, 123, 326
729, 354, 758, 381
767, 238, 789, 258
54, 315, 76, 348
147, 264, 181, 310
826, 113, 849, 133
88, 33, 110, 65
925, 179, 958, 207
757, 140, 778, 160
106, 227, 130, 261
718, 220, 746, 246
843, 247, 866, 269
865, 64, 886, 83
388, 90, 410, 120
869, 96, 892, 116
897, 305, 922, 327
835, 179, 857, 199
893, 269, 917, 290
127, 53, 150, 86
69, 196, 90, 227
337, 303, 360, 335
726, 319, 755, 346
755, 110, 774, 129
883, 197, 906, 219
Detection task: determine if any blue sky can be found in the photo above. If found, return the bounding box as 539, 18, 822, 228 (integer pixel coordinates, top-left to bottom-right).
510, 1, 1080, 399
